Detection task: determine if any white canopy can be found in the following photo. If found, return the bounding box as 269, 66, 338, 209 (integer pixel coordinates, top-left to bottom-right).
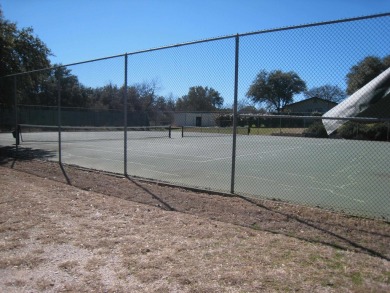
323, 67, 390, 135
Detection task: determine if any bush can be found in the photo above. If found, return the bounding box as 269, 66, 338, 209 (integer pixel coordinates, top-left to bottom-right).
215, 115, 257, 127
303, 121, 328, 138
336, 122, 359, 139
215, 114, 232, 127
336, 122, 389, 141
365, 123, 388, 141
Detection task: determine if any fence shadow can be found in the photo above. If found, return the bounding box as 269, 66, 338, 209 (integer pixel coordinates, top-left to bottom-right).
237, 195, 390, 261
1, 151, 388, 262
0, 146, 56, 164
0, 145, 71, 184
125, 175, 176, 212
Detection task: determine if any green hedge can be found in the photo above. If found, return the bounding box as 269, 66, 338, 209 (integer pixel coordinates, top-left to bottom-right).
336, 122, 389, 141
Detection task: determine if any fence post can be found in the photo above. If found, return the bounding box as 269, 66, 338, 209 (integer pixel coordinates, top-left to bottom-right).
124, 54, 128, 176
230, 35, 239, 194
13, 76, 19, 150
57, 76, 62, 164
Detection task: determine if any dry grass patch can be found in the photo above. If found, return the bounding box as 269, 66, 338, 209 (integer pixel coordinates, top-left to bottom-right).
58, 260, 79, 273
35, 277, 55, 291
0, 253, 45, 270
0, 159, 390, 292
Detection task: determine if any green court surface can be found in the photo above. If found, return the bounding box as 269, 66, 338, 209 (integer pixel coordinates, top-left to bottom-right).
1, 130, 389, 220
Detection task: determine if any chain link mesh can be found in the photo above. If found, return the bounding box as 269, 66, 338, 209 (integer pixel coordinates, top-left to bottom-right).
1, 14, 389, 220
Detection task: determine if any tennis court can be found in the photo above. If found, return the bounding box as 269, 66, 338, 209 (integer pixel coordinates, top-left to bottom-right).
1, 128, 389, 220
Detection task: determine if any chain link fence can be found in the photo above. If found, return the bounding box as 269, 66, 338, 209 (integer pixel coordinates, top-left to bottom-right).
1, 13, 390, 220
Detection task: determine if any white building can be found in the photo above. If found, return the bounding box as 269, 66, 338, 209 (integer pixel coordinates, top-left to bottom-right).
173, 112, 218, 127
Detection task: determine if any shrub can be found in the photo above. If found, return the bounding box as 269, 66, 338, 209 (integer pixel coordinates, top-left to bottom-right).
215, 114, 232, 127
303, 121, 328, 138
336, 122, 389, 141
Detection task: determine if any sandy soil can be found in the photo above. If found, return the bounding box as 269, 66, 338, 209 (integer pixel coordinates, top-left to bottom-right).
0, 150, 389, 292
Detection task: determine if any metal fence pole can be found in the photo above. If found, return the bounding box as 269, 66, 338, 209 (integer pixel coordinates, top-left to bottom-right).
57, 77, 62, 164
14, 76, 19, 151
124, 54, 128, 176
230, 35, 239, 194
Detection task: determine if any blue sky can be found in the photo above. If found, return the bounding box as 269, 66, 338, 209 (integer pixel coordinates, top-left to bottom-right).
2, 0, 390, 107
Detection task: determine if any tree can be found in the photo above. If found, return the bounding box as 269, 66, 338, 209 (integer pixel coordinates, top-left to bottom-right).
304, 84, 346, 103
246, 70, 306, 113
0, 7, 52, 105
133, 80, 159, 111
93, 83, 122, 110
176, 86, 224, 111
88, 80, 163, 112
346, 55, 390, 95
154, 96, 176, 112
25, 65, 92, 108
164, 93, 176, 111
126, 80, 160, 112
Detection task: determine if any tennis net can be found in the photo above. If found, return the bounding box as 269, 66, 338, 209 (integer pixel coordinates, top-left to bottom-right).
18, 124, 179, 143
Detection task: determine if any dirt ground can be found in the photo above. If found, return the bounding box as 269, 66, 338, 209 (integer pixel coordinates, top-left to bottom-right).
0, 148, 390, 292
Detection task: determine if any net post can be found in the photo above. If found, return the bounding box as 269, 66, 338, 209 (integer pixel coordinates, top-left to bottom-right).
169, 125, 171, 138
14, 125, 21, 145
230, 34, 239, 194
181, 126, 184, 138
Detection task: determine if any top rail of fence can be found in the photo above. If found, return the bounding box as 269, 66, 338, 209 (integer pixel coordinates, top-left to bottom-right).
1, 12, 389, 79
239, 114, 390, 122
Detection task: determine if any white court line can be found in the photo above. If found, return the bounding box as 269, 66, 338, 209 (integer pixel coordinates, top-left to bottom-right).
60, 141, 222, 162
198, 146, 304, 163
235, 172, 365, 204
175, 145, 306, 163
247, 167, 359, 191
61, 152, 124, 164
63, 152, 181, 177
54, 142, 304, 164
127, 148, 218, 160
62, 152, 158, 169
61, 148, 183, 177
18, 134, 342, 164
52, 143, 217, 163
139, 168, 180, 177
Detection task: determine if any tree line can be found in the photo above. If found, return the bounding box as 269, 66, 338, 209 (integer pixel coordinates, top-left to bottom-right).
1, 7, 389, 115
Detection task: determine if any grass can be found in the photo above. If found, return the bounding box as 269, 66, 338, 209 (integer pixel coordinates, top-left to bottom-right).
249, 127, 305, 135
384, 271, 390, 284
58, 260, 79, 272
351, 271, 364, 285
1, 161, 390, 292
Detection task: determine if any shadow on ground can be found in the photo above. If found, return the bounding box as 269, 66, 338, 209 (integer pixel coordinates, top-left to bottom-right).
0, 146, 56, 165
239, 196, 390, 261
1, 154, 389, 262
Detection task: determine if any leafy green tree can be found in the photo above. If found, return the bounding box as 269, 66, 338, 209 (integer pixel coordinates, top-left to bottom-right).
89, 80, 164, 112
246, 70, 306, 113
346, 55, 390, 95
0, 8, 52, 105
176, 86, 223, 111
92, 83, 122, 110
26, 65, 92, 108
304, 84, 346, 103
54, 66, 92, 108
154, 96, 176, 111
